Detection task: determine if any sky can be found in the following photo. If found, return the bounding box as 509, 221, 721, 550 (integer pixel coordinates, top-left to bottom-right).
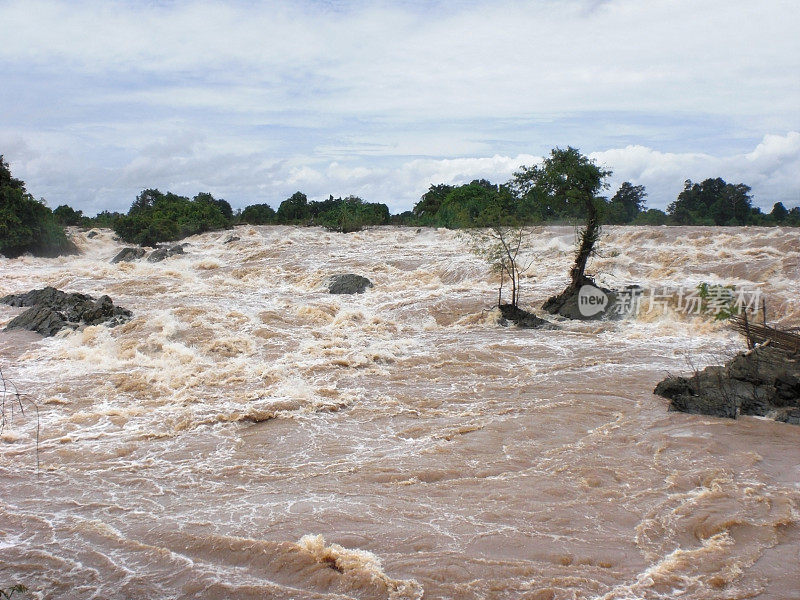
1, 0, 799, 215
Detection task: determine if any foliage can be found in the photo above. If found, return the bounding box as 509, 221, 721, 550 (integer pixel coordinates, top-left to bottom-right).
240, 203, 276, 224
411, 180, 515, 228
605, 182, 647, 224
113, 189, 232, 246
276, 191, 311, 224
0, 156, 76, 258
471, 226, 532, 308
510, 147, 611, 224
53, 204, 84, 226
667, 178, 754, 225
633, 208, 669, 225
770, 202, 788, 223
315, 196, 390, 232
696, 282, 739, 321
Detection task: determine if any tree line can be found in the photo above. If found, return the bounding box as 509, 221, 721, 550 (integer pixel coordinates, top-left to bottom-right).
2, 148, 799, 257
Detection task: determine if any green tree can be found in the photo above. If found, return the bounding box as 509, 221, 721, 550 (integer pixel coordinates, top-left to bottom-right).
240, 203, 276, 224
512, 147, 611, 297
276, 191, 310, 224
633, 208, 669, 225
607, 182, 647, 223
53, 204, 84, 226
667, 178, 754, 225
113, 189, 231, 246
770, 202, 788, 223
471, 226, 532, 309
0, 156, 76, 258
412, 184, 454, 223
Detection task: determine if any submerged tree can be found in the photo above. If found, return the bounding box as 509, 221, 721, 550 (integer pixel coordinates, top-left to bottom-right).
511, 147, 611, 317
472, 225, 532, 309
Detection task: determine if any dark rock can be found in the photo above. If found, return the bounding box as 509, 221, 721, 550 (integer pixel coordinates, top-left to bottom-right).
1, 286, 132, 337
224, 235, 241, 244
148, 244, 187, 262
542, 276, 624, 321
147, 248, 169, 263
111, 247, 146, 263
6, 306, 69, 337
654, 345, 800, 424
498, 304, 551, 329
329, 274, 373, 295
86, 230, 99, 239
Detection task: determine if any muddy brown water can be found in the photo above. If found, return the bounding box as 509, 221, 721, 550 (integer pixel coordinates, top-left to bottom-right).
1, 226, 798, 599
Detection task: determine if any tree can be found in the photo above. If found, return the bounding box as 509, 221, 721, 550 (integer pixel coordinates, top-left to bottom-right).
511, 147, 611, 317
413, 184, 454, 221
770, 202, 788, 223
667, 178, 754, 225
608, 182, 647, 223
472, 226, 532, 309
240, 203, 276, 224
633, 208, 669, 225
0, 156, 76, 258
113, 189, 232, 246
53, 204, 84, 226
276, 191, 310, 224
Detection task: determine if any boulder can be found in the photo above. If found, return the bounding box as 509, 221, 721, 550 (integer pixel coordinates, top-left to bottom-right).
6, 306, 68, 337
86, 230, 99, 239
1, 286, 132, 337
542, 276, 622, 320
147, 244, 186, 263
654, 345, 800, 424
328, 274, 373, 295
498, 304, 551, 329
147, 248, 169, 263
224, 235, 241, 244
111, 247, 146, 263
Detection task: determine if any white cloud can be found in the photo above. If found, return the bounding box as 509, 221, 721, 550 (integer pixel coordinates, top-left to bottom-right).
0, 0, 798, 214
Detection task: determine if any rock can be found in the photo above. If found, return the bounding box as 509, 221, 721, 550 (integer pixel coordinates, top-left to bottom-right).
111, 247, 146, 263
86, 230, 99, 239
147, 248, 169, 263
328, 274, 373, 295
6, 306, 69, 337
224, 235, 241, 244
148, 244, 187, 262
542, 276, 622, 320
498, 304, 551, 329
654, 345, 800, 424
1, 286, 132, 337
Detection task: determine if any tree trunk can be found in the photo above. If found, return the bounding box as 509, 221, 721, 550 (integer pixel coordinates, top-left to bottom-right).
569, 196, 599, 290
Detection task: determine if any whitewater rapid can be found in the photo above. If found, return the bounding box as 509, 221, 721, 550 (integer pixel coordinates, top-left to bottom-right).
1, 225, 798, 599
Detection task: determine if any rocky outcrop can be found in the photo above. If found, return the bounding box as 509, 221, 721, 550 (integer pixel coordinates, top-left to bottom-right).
328, 274, 373, 295
86, 230, 99, 239
654, 345, 800, 424
542, 276, 618, 320
111, 247, 146, 263
147, 244, 186, 263
498, 304, 551, 329
1, 287, 132, 337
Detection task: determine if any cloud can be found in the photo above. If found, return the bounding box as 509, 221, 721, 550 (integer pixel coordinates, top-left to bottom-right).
0, 0, 798, 214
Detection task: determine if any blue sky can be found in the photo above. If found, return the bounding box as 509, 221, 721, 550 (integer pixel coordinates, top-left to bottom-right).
1, 0, 798, 215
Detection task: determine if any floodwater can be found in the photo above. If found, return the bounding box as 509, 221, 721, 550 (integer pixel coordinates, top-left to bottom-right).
0, 225, 798, 599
